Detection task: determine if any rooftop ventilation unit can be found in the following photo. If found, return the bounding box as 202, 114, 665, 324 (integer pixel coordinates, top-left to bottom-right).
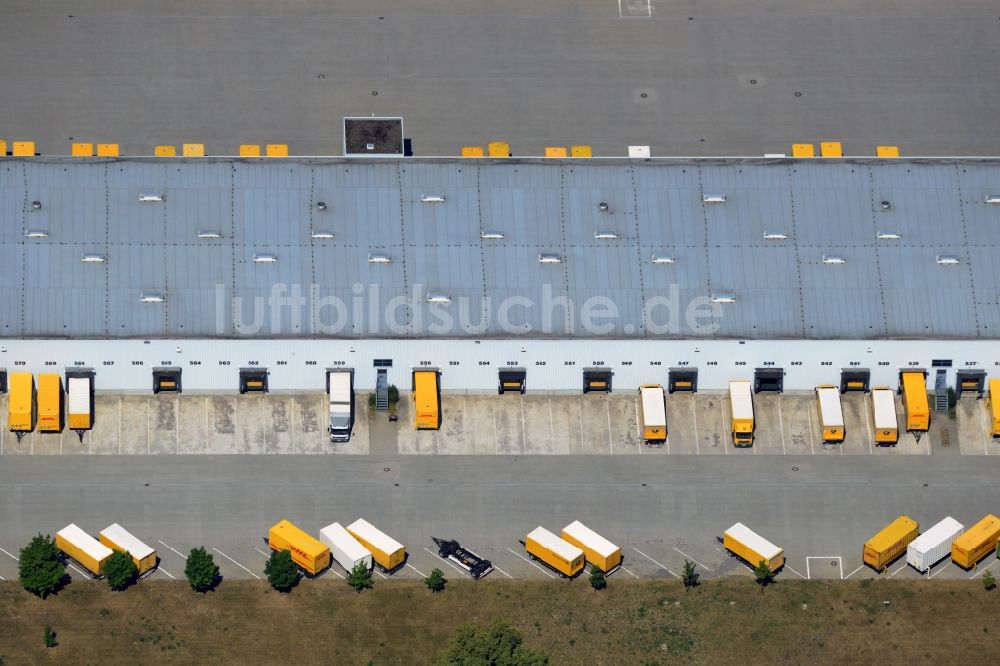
480, 231, 504, 240
876, 231, 901, 240
81, 253, 106, 263
703, 194, 726, 204
426, 293, 452, 303
253, 253, 277, 263
30, 200, 42, 211
598, 202, 611, 213
880, 200, 892, 211
710, 292, 736, 304
197, 230, 221, 239
763, 232, 787, 240
538, 253, 562, 264
421, 195, 446, 203
138, 193, 165, 203
310, 230, 334, 239
316, 201, 327, 212
651, 254, 675, 264
936, 255, 960, 265
594, 231, 619, 240
367, 253, 392, 264
984, 195, 1000, 204
139, 292, 165, 303
822, 254, 847, 265
25, 229, 48, 238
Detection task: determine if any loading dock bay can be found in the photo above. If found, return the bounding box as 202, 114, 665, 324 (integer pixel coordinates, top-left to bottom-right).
2, 390, 993, 456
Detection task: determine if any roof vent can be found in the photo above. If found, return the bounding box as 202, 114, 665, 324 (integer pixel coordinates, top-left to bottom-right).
651, 254, 675, 264
936, 255, 960, 265
197, 230, 221, 239
480, 231, 504, 240
710, 292, 736, 304
594, 231, 619, 240
25, 229, 48, 238
763, 232, 787, 240
81, 253, 106, 263
253, 253, 277, 263
310, 230, 334, 239
598, 202, 611, 213
984, 195, 1000, 204
703, 194, 726, 204
368, 253, 392, 264
316, 201, 327, 212
31, 200, 42, 211
139, 291, 165, 303
822, 254, 846, 265
426, 293, 452, 303
876, 231, 901, 240
538, 253, 562, 264
138, 193, 165, 203
880, 200, 892, 211
421, 195, 446, 203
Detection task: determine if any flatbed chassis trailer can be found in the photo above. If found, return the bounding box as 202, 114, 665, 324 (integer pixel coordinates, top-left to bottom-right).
433, 537, 494, 579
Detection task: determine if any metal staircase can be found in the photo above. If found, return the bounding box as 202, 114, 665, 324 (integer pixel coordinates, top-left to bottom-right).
375, 369, 389, 411
934, 370, 949, 414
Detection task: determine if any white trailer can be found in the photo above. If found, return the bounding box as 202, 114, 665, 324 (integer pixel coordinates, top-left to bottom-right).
66, 373, 94, 440
871, 386, 899, 445
319, 522, 373, 573
907, 517, 964, 573
326, 369, 354, 442
638, 385, 667, 442
815, 385, 845, 443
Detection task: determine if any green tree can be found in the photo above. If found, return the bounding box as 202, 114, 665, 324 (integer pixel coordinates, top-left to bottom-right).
425, 568, 447, 593
347, 562, 374, 593
387, 384, 400, 406
589, 565, 607, 591
754, 560, 773, 589
105, 550, 138, 591
43, 625, 57, 649
983, 570, 996, 592
436, 621, 548, 666
265, 550, 298, 592
18, 534, 67, 599
184, 547, 220, 593
682, 559, 700, 589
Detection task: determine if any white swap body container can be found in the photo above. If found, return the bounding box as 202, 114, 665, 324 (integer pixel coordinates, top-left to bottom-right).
872, 388, 897, 430
906, 517, 964, 573
319, 522, 373, 573
562, 521, 618, 561
99, 523, 156, 561
729, 381, 754, 420
816, 386, 845, 428
639, 386, 667, 428
345, 519, 404, 557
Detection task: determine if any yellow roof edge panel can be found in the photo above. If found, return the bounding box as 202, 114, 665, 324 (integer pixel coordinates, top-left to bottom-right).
820, 141, 843, 157
461, 146, 484, 157
96, 143, 120, 157
570, 145, 593, 157
544, 146, 568, 158
13, 141, 36, 156
791, 143, 815, 158
154, 145, 177, 157
239, 144, 262, 157
71, 143, 94, 157
876, 145, 900, 157
265, 144, 289, 157
182, 143, 205, 157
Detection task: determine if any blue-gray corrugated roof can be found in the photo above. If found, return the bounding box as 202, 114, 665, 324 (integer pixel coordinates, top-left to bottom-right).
1, 157, 998, 340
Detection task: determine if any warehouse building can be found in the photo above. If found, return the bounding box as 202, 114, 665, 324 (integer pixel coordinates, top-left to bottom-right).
0, 157, 998, 394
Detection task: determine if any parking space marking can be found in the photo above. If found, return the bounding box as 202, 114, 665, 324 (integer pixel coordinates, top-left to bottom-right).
406, 562, 427, 578
374, 569, 388, 579
157, 567, 176, 579
606, 400, 613, 454
632, 548, 678, 578
506, 547, 556, 578
0, 573, 5, 580
928, 563, 948, 579
423, 546, 471, 578
777, 398, 787, 455
324, 567, 346, 580
980, 406, 990, 456
67, 561, 90, 578
844, 565, 865, 580
691, 398, 700, 454
619, 566, 639, 579
863, 396, 874, 455
520, 398, 527, 452
784, 565, 806, 579
253, 547, 269, 558
720, 398, 728, 455
805, 556, 843, 579
970, 559, 999, 579
212, 547, 261, 579
493, 565, 514, 579
807, 407, 817, 455
158, 540, 187, 559
887, 563, 908, 578
493, 401, 498, 456
0, 546, 17, 561
672, 547, 710, 571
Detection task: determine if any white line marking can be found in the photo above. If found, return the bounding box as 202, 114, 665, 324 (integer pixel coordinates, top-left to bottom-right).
406, 563, 427, 578
691, 396, 700, 454
325, 567, 346, 580
253, 547, 269, 558
423, 546, 470, 578
887, 563, 908, 579
807, 404, 817, 455
519, 395, 526, 454
672, 547, 710, 571
621, 566, 640, 579
493, 401, 498, 456
158, 567, 176, 579
606, 398, 613, 454
970, 559, 1000, 579
980, 401, 990, 456
506, 547, 556, 578
0, 547, 18, 561
777, 396, 787, 455
720, 396, 728, 455
632, 548, 679, 578
67, 561, 90, 578
863, 393, 874, 454
844, 565, 865, 580
374, 569, 388, 579
493, 565, 514, 579
928, 563, 948, 579
158, 540, 188, 560
0, 573, 5, 580
785, 565, 806, 579
212, 547, 261, 579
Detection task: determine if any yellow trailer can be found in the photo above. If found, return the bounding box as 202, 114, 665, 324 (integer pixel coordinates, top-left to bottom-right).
900, 371, 929, 432
56, 523, 113, 578
67, 371, 95, 439
951, 514, 1000, 570
346, 518, 405, 573
268, 519, 331, 576
524, 527, 585, 578
7, 372, 36, 439
989, 379, 1000, 438
722, 523, 784, 571
37, 373, 64, 433
863, 515, 918, 571
412, 370, 440, 430
638, 384, 667, 443
871, 386, 899, 445
729, 380, 754, 446
815, 385, 845, 443
99, 523, 157, 575
560, 521, 622, 573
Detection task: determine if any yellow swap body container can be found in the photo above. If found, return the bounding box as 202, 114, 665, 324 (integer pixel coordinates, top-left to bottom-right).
413, 370, 440, 430
8, 373, 36, 434
346, 518, 405, 573
56, 523, 113, 577
525, 527, 585, 578
37, 373, 64, 432
863, 515, 919, 570
901, 372, 929, 431
951, 514, 1000, 569
560, 521, 622, 573
989, 379, 1000, 437
99, 523, 157, 574
268, 520, 331, 575
723, 523, 785, 571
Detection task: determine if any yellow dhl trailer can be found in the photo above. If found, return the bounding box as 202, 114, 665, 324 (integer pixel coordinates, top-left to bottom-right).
7, 372, 36, 439
729, 380, 754, 446
524, 526, 585, 578
67, 371, 95, 439
412, 369, 440, 430
722, 523, 784, 571
990, 379, 1000, 438
900, 371, 929, 432
268, 519, 331, 576
56, 523, 113, 577
871, 386, 898, 445
37, 373, 64, 433
951, 514, 1000, 570
815, 385, 845, 443
638, 384, 667, 443
346, 518, 405, 573
863, 515, 918, 571
560, 521, 622, 573
99, 523, 157, 575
